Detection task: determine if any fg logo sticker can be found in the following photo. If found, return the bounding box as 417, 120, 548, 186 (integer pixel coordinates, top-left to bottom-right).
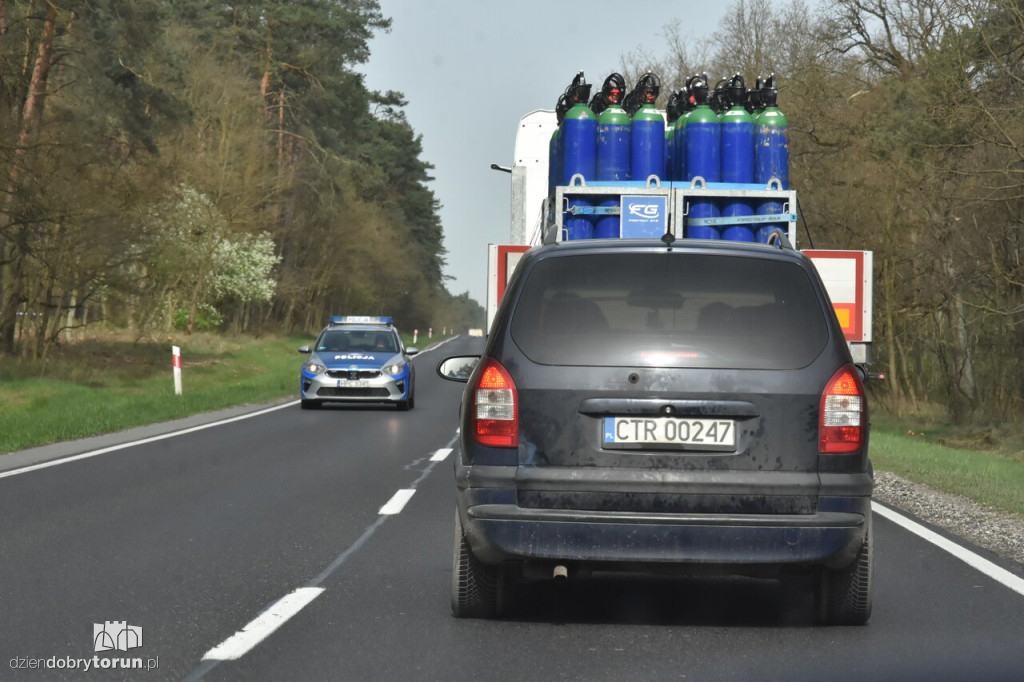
627, 203, 661, 218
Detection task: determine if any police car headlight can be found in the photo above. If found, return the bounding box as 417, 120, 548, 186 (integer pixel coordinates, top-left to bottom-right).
304, 362, 326, 374
383, 361, 406, 376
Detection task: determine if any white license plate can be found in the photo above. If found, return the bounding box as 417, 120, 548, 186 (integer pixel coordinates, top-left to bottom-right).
337, 379, 369, 388
603, 417, 735, 448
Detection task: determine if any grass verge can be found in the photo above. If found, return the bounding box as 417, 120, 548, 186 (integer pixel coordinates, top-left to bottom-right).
0, 333, 300, 454
870, 427, 1024, 517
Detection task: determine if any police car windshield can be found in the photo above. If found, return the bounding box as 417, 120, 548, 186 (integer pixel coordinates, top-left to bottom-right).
317, 330, 397, 353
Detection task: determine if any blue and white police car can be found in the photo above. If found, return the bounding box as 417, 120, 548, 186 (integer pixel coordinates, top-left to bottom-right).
298, 316, 418, 410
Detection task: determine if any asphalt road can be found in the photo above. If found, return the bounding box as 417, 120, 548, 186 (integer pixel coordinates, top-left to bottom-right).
1, 334, 1023, 681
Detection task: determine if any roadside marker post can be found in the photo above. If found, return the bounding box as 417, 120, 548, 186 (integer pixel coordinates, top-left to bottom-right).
172, 346, 183, 396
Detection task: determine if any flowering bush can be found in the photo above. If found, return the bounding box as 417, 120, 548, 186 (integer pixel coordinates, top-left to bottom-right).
141, 186, 280, 328
212, 233, 280, 303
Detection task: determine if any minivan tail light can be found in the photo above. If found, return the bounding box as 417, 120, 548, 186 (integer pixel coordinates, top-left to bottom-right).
473, 358, 518, 447
819, 365, 866, 454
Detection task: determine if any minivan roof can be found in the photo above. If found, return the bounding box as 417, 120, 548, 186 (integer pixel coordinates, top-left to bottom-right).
537, 237, 803, 258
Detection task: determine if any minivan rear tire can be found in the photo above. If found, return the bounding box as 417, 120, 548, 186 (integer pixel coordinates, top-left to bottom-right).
451, 511, 503, 618
818, 513, 873, 625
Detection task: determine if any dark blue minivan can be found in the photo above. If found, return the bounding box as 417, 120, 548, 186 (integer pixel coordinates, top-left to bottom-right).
438, 237, 872, 624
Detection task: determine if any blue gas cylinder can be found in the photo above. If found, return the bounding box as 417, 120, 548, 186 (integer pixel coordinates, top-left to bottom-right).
594, 73, 630, 237
560, 105, 596, 184
595, 101, 630, 181
558, 73, 596, 239
548, 128, 559, 200
720, 75, 755, 242
664, 128, 674, 183
625, 73, 664, 183
673, 115, 687, 184
665, 90, 685, 185
754, 75, 789, 242
684, 76, 720, 239
630, 105, 665, 182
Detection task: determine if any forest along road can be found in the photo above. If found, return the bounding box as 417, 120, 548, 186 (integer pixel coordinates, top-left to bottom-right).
1, 335, 1022, 682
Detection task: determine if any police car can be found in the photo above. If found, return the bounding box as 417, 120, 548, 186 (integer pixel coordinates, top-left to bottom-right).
298, 316, 418, 410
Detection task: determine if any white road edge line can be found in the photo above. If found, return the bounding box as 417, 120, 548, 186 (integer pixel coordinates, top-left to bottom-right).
0, 401, 300, 480
202, 586, 324, 661
417, 335, 460, 353
430, 448, 453, 462
873, 501, 1024, 597
379, 488, 416, 515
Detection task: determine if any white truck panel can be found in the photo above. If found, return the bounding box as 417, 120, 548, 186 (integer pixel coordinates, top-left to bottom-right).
511, 110, 557, 246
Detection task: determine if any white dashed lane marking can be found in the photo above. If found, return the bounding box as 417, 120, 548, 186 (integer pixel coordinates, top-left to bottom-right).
379, 489, 416, 515
202, 587, 324, 662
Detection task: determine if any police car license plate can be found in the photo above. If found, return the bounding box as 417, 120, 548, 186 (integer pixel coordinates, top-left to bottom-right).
603, 417, 735, 448
337, 379, 369, 388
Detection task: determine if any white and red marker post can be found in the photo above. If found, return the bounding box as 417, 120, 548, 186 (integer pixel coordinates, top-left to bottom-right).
172, 345, 183, 395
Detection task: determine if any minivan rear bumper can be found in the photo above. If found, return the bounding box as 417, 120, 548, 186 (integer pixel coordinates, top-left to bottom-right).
462, 500, 870, 570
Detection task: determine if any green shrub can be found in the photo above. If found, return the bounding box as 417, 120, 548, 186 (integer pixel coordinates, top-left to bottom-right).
173, 304, 223, 331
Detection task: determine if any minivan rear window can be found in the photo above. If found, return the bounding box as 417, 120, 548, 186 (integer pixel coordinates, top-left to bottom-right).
509, 252, 830, 370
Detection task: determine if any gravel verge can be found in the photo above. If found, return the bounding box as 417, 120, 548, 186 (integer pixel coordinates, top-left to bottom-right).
874, 470, 1024, 568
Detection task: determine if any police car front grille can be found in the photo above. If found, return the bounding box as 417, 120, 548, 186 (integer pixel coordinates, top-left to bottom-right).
326, 370, 381, 380
317, 387, 391, 398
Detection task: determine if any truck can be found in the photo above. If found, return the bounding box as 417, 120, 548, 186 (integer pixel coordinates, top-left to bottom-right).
487, 75, 874, 374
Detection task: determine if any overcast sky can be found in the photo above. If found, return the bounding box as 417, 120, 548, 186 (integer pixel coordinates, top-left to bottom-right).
362, 0, 741, 306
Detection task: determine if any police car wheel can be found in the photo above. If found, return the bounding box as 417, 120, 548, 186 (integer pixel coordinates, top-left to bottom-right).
397, 384, 414, 410
300, 399, 321, 410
